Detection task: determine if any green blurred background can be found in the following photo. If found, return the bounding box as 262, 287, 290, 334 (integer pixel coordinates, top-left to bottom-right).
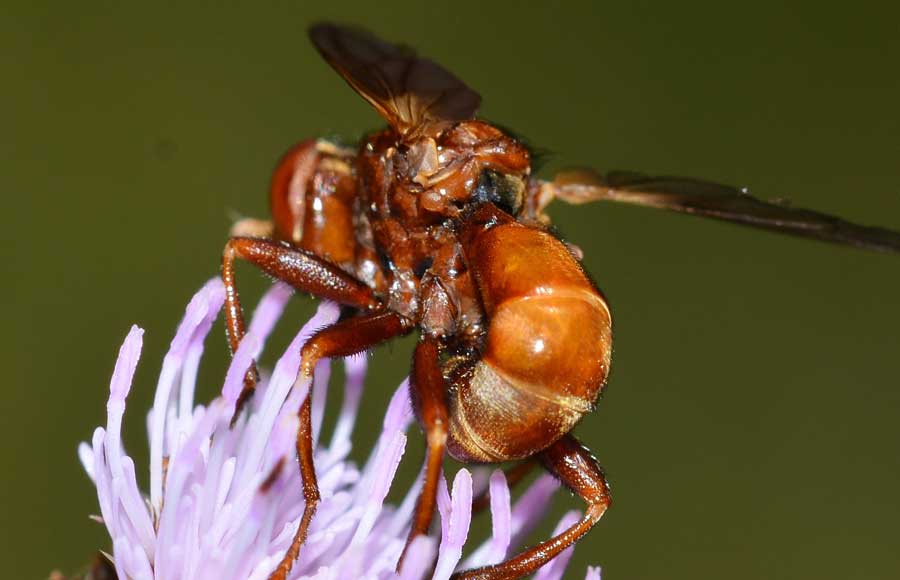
2, 1, 899, 578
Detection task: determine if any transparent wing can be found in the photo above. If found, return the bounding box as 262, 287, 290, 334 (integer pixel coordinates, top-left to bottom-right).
309, 23, 481, 139
547, 168, 900, 253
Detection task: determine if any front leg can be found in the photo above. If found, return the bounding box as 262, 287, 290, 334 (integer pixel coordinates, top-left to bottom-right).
221, 236, 380, 419
452, 435, 611, 580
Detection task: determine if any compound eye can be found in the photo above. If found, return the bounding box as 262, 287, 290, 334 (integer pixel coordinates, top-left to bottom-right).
473, 169, 525, 215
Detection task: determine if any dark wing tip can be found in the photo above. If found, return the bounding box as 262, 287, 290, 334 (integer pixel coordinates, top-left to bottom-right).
308, 21, 333, 40
308, 21, 404, 57
307, 21, 339, 52
307, 22, 480, 137
308, 21, 356, 45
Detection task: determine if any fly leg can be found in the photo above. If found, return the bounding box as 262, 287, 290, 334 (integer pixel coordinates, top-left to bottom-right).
451, 435, 611, 580
222, 236, 379, 421
397, 335, 449, 571
269, 311, 411, 580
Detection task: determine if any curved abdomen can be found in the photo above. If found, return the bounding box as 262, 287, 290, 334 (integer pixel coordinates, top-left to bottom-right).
447, 207, 612, 462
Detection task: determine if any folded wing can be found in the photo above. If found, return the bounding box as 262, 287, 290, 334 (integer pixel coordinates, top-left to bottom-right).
546, 168, 900, 253
309, 23, 481, 140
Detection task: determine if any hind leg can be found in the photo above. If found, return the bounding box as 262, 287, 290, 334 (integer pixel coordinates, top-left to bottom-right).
452, 435, 611, 580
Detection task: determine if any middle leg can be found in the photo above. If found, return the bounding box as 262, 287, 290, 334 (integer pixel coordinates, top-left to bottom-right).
269, 310, 411, 580
397, 334, 450, 570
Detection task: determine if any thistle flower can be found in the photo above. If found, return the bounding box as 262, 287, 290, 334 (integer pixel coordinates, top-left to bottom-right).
80, 279, 602, 579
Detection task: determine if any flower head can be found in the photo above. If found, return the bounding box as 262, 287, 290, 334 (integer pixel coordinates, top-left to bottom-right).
80, 279, 601, 579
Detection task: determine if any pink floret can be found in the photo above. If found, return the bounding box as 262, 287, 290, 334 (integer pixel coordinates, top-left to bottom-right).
79, 279, 602, 579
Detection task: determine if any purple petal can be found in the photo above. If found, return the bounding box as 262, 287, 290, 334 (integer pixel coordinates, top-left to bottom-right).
436, 471, 451, 540
245, 281, 293, 348
310, 359, 332, 446
178, 278, 225, 420
78, 442, 94, 481
221, 332, 260, 405
82, 281, 601, 580
108, 325, 143, 404
329, 354, 367, 453
118, 455, 156, 559
150, 282, 217, 510
91, 428, 114, 536
113, 535, 153, 580
383, 378, 414, 433
231, 301, 339, 492
386, 464, 424, 539
398, 535, 437, 580
167, 284, 213, 358
509, 473, 560, 548
103, 326, 155, 559
348, 430, 406, 546
462, 468, 511, 568
433, 469, 473, 580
